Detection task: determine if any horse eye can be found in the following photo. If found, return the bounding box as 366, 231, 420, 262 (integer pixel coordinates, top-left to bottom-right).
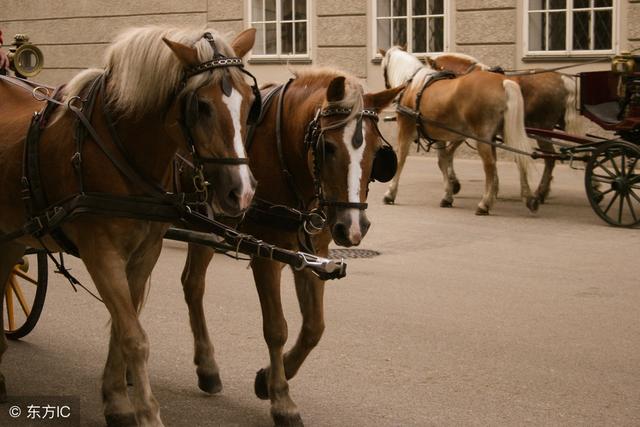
323, 141, 337, 156
198, 100, 212, 117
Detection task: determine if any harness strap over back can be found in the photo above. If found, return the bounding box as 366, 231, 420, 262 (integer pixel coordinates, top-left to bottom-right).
402, 69, 456, 144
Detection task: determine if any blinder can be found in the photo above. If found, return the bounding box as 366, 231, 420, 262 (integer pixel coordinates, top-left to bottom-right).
371, 144, 397, 182
183, 91, 202, 129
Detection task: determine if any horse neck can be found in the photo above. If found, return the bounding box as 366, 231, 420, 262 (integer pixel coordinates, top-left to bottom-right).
92, 93, 178, 190
282, 86, 327, 203
252, 84, 325, 207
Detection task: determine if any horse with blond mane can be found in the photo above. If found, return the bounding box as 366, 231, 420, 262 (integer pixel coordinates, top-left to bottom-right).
178, 68, 402, 426
427, 52, 582, 203
380, 46, 539, 215
0, 26, 258, 426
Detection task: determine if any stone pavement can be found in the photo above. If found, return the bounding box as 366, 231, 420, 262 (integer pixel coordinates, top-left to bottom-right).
3, 156, 639, 426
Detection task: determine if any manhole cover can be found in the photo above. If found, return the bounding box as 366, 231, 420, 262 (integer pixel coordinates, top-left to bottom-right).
328, 249, 381, 259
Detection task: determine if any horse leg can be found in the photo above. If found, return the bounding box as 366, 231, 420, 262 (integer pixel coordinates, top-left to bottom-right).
103, 325, 136, 426
383, 120, 415, 205
0, 242, 26, 402
251, 257, 302, 426
446, 141, 463, 195
180, 243, 221, 394
282, 267, 325, 381
534, 140, 555, 203
81, 240, 163, 426
438, 141, 463, 207
475, 142, 498, 215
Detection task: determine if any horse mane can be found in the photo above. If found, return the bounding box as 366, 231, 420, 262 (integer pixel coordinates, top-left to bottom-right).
293, 67, 364, 123
381, 46, 424, 87
60, 25, 244, 119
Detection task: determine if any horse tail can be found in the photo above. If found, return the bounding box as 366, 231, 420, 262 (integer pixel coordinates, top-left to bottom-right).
561, 74, 582, 135
502, 79, 535, 175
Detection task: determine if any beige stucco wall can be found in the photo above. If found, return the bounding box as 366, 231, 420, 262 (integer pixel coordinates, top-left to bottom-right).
0, 0, 634, 89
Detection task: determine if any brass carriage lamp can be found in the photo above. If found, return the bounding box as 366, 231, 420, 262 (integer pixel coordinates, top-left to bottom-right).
611, 52, 636, 75
8, 34, 44, 78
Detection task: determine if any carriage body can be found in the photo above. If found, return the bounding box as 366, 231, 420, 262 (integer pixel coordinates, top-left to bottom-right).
526, 53, 640, 227
579, 56, 640, 143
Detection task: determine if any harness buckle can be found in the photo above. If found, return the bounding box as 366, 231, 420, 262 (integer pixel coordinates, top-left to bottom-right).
71, 152, 82, 169
45, 206, 67, 228
192, 166, 210, 201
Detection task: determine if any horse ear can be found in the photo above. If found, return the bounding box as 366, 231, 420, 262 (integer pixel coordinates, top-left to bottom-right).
326, 76, 346, 102
163, 38, 200, 68
399, 44, 407, 51
378, 47, 387, 57
426, 56, 439, 70
365, 85, 405, 111
231, 28, 257, 58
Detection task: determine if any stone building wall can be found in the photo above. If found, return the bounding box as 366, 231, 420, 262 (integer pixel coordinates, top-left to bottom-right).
0, 1, 636, 89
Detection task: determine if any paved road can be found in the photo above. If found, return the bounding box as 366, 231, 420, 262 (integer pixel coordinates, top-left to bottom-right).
2, 156, 639, 426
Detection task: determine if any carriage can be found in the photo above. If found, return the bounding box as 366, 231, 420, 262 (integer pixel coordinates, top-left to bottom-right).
525, 52, 640, 227
383, 46, 640, 228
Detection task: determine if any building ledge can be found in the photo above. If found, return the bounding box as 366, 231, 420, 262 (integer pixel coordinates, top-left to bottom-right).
522, 55, 613, 63
248, 57, 312, 65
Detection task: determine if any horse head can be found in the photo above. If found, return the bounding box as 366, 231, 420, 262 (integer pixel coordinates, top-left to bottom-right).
163, 28, 258, 216
312, 75, 403, 247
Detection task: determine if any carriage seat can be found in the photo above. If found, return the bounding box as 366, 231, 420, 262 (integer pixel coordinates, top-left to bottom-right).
583, 101, 622, 126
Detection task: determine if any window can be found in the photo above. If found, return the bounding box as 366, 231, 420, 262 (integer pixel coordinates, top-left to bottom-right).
375, 0, 447, 55
526, 0, 615, 55
249, 0, 309, 57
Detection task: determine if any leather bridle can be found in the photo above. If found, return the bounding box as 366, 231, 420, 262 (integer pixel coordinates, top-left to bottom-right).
178, 32, 261, 200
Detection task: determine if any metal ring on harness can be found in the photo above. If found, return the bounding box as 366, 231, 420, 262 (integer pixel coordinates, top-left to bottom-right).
32, 86, 51, 102
303, 209, 327, 235
67, 95, 84, 111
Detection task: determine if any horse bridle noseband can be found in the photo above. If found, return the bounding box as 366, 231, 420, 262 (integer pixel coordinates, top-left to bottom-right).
178, 32, 262, 198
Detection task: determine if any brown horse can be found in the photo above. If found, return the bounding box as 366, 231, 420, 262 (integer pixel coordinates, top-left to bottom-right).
0, 26, 258, 426
179, 68, 402, 426
427, 52, 582, 203
380, 47, 538, 215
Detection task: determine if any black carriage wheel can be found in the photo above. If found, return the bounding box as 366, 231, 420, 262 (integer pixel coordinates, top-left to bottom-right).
4, 250, 48, 340
585, 140, 640, 227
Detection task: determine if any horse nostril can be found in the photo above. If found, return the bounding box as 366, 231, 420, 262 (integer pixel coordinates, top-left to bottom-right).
361, 217, 371, 236
228, 188, 241, 205
333, 222, 348, 240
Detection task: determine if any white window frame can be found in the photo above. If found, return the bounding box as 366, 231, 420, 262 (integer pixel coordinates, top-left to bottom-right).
524, 0, 618, 57
372, 0, 450, 58
247, 0, 311, 59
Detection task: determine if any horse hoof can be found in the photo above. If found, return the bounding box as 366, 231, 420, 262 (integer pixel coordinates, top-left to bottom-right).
527, 197, 540, 213
383, 195, 395, 205
475, 207, 489, 216
198, 371, 223, 394
440, 199, 453, 208
273, 413, 304, 427
105, 412, 137, 427
254, 368, 269, 400
534, 190, 548, 204
452, 181, 461, 195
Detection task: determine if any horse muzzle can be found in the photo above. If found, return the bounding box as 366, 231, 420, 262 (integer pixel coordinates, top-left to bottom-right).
207, 164, 256, 216
331, 208, 370, 247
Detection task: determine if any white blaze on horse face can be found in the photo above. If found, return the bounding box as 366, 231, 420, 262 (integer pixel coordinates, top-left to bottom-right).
342, 118, 366, 242
222, 88, 254, 209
